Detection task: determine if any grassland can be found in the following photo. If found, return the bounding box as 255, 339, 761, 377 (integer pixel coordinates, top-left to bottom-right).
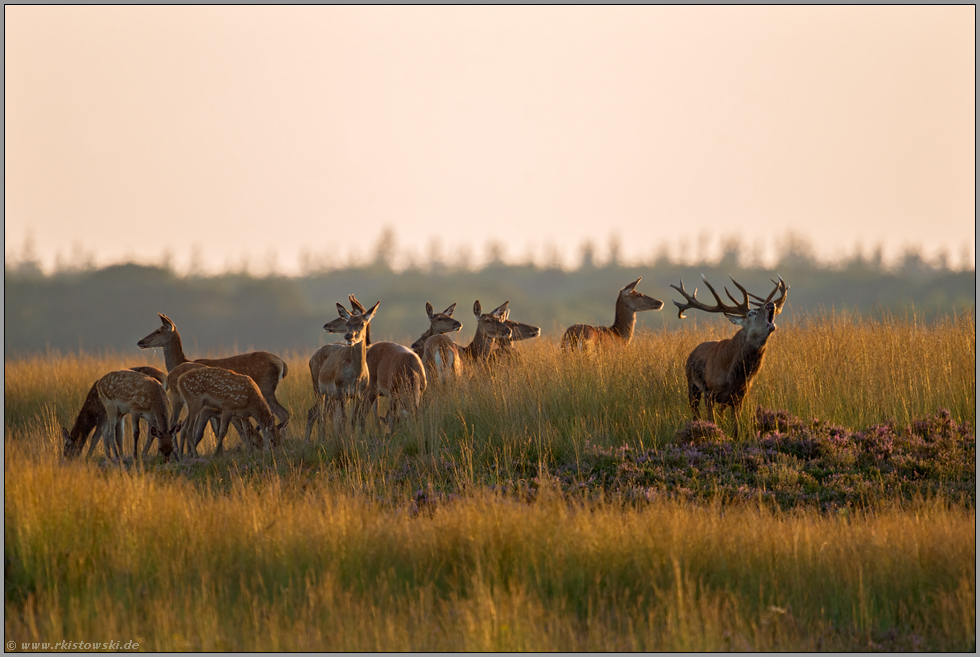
4, 311, 976, 650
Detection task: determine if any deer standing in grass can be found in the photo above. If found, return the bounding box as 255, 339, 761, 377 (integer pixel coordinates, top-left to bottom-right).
561, 278, 664, 350
671, 275, 789, 437
62, 366, 168, 459
96, 370, 181, 463
165, 361, 262, 455
176, 366, 287, 457
454, 300, 514, 362
342, 295, 431, 427
410, 302, 462, 382
137, 313, 290, 427
304, 300, 380, 439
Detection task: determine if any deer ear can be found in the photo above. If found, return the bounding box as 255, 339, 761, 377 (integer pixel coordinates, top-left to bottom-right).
426, 302, 434, 319
473, 300, 482, 317
158, 313, 175, 330
443, 303, 456, 316
490, 301, 510, 317
621, 278, 641, 293
725, 314, 747, 327
276, 419, 289, 430
337, 303, 352, 320
172, 420, 184, 434
362, 301, 380, 323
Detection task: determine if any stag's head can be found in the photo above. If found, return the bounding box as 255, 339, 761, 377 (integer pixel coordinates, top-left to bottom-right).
671, 275, 789, 345
137, 313, 177, 349
473, 300, 513, 340
332, 300, 379, 346
620, 277, 665, 313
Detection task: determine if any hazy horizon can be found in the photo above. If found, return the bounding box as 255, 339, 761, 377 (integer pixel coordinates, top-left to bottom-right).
5, 6, 975, 276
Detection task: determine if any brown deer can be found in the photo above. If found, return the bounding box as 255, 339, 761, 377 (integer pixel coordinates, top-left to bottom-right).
305, 300, 380, 439
561, 277, 664, 350
409, 302, 463, 382
137, 313, 290, 427
96, 370, 182, 463
62, 366, 168, 459
420, 299, 514, 380
344, 294, 431, 426
409, 302, 462, 357
165, 361, 261, 455
176, 365, 288, 457
671, 275, 789, 437
490, 311, 541, 360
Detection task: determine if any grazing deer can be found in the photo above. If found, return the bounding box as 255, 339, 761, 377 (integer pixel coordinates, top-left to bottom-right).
561, 277, 664, 350
409, 302, 462, 357
165, 361, 261, 455
96, 370, 181, 462
137, 313, 290, 427
670, 275, 789, 437
305, 300, 380, 439
176, 366, 287, 457
62, 366, 168, 459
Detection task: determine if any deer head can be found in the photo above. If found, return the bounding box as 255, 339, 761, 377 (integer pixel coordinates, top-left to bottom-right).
335, 300, 379, 346
137, 313, 177, 349
620, 277, 665, 313
473, 300, 513, 340
671, 275, 789, 345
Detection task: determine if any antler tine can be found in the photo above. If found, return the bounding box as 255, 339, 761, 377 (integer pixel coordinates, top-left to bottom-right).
670, 276, 746, 319
745, 275, 789, 312
724, 276, 751, 313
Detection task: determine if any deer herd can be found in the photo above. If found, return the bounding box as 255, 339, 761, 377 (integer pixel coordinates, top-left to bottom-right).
61, 274, 788, 463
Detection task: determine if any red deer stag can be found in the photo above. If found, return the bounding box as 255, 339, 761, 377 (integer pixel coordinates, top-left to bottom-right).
96, 370, 181, 463
176, 366, 287, 457
62, 366, 168, 459
670, 275, 789, 437
304, 300, 380, 439
137, 313, 290, 427
561, 277, 664, 350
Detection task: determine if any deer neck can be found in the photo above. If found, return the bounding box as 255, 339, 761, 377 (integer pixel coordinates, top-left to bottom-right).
464, 326, 495, 359
349, 337, 369, 376
609, 299, 637, 342
729, 330, 768, 388
162, 331, 190, 371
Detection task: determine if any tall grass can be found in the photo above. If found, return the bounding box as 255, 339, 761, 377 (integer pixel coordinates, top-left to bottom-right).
4, 311, 976, 650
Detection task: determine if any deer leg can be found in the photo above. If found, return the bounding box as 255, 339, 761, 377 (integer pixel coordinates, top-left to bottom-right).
213, 411, 234, 457
688, 380, 702, 420
86, 420, 107, 458
305, 400, 322, 442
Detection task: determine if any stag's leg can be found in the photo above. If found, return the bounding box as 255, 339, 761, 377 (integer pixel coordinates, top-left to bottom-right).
688, 378, 702, 420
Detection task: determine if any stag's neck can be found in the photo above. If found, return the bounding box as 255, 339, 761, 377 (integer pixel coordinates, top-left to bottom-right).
162, 332, 190, 371
608, 300, 637, 342
729, 330, 769, 389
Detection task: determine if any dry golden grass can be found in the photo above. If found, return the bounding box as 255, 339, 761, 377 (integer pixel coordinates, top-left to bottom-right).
4, 311, 976, 650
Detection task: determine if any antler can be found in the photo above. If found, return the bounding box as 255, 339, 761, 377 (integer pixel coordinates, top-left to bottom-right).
746, 275, 789, 315
670, 275, 751, 319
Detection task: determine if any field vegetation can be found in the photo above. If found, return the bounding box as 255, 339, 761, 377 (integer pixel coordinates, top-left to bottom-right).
4, 310, 976, 650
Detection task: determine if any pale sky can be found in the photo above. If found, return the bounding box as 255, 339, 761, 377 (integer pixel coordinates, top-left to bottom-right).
5, 6, 976, 274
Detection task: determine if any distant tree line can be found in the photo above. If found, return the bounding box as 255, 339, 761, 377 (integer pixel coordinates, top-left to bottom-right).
4, 246, 975, 357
